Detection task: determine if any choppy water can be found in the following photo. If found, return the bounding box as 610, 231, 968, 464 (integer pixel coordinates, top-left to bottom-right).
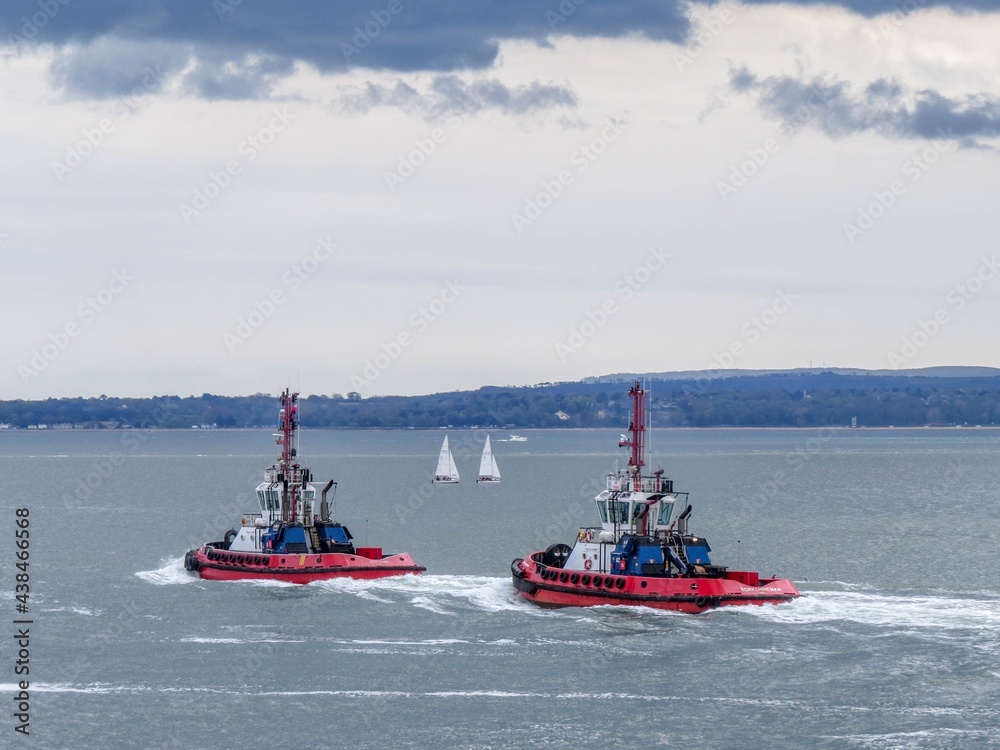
2, 427, 1000, 749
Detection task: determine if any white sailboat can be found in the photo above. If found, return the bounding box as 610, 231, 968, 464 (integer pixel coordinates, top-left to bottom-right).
432, 435, 460, 484
476, 435, 501, 484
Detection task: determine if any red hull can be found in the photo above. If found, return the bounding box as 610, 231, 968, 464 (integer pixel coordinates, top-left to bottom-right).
189, 546, 425, 584
512, 555, 799, 614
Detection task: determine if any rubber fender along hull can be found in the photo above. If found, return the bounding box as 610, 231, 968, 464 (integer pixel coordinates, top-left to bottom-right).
511, 556, 799, 614
187, 546, 425, 584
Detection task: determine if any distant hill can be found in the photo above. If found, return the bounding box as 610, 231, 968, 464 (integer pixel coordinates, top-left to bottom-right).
2, 367, 1000, 429
589, 366, 1000, 382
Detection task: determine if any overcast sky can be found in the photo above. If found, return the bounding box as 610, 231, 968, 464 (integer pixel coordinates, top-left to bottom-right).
3, 0, 999, 399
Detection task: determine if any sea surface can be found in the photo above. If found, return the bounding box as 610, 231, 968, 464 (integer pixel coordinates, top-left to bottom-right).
1, 426, 999, 749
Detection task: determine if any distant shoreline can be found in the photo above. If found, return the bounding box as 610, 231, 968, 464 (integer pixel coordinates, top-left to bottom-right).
4, 370, 1000, 430
2, 425, 998, 433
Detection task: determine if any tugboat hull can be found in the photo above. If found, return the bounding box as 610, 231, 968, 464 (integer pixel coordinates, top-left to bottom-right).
511, 557, 798, 614
186, 545, 425, 584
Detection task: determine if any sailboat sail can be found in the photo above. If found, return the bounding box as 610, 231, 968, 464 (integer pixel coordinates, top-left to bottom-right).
477, 436, 501, 483
433, 436, 460, 483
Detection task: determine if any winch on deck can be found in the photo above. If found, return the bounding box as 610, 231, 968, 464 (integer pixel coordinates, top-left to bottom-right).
609, 533, 725, 578
259, 520, 356, 555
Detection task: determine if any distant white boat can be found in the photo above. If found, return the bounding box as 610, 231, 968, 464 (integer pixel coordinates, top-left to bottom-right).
507, 434, 528, 442
476, 435, 501, 484
432, 436, 460, 484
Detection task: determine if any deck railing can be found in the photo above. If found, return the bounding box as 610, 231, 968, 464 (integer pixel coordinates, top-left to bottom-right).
605, 474, 673, 493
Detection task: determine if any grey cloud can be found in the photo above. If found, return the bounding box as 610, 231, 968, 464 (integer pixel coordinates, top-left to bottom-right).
729, 66, 1000, 145
338, 75, 577, 118
49, 37, 185, 98
2, 0, 688, 101
181, 51, 296, 100
741, 0, 1000, 15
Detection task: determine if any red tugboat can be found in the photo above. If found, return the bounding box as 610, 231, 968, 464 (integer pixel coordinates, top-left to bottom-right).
511, 381, 799, 613
185, 389, 425, 583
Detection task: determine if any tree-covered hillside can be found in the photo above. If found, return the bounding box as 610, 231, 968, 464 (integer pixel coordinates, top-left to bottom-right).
3, 372, 1000, 429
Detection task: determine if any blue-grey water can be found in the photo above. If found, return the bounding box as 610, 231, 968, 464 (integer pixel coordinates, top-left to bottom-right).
2, 427, 999, 749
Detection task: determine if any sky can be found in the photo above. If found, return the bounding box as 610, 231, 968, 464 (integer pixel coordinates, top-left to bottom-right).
2, 0, 1000, 399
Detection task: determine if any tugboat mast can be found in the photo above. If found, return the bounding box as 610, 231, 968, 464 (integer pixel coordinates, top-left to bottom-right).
620, 380, 647, 484
277, 389, 300, 524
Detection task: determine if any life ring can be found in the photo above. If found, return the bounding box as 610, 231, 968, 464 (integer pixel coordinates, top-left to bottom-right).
584, 529, 595, 543
584, 558, 592, 571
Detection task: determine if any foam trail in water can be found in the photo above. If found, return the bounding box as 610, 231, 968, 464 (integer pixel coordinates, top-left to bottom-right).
135, 556, 197, 585
132, 556, 530, 615
314, 574, 548, 615
740, 589, 1000, 631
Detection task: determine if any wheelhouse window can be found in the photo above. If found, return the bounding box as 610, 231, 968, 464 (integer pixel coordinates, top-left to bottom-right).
266, 489, 280, 511
657, 501, 674, 526
596, 500, 608, 523
609, 501, 630, 524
